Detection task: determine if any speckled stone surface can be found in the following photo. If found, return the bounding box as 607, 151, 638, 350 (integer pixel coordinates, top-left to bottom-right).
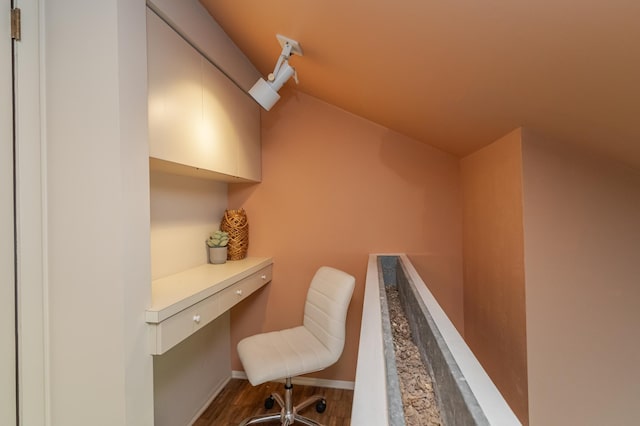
396, 260, 490, 426
380, 255, 399, 287
386, 285, 443, 425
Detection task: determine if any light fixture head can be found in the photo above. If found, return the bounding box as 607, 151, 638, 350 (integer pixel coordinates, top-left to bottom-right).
249, 78, 281, 111
249, 34, 303, 111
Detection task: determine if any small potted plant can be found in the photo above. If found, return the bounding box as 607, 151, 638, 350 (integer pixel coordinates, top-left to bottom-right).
206, 230, 229, 264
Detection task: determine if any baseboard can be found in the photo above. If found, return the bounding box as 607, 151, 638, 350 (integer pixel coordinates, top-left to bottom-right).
231, 370, 355, 390
187, 375, 232, 426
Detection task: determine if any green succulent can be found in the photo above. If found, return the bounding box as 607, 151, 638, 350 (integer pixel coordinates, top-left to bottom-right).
207, 230, 229, 248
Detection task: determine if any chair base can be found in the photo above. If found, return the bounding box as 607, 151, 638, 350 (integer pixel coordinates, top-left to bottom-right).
239, 378, 326, 426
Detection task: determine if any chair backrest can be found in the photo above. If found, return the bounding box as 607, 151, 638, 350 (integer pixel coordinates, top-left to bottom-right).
303, 266, 356, 359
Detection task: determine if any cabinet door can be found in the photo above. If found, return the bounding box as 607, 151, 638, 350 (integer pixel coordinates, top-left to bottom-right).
235, 102, 261, 182
147, 10, 208, 171
201, 58, 243, 177
147, 9, 261, 182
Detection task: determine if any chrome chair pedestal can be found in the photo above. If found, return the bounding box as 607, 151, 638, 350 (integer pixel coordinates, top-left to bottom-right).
239, 378, 325, 426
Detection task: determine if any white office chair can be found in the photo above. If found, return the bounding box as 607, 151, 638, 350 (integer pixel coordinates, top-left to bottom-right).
237, 266, 356, 426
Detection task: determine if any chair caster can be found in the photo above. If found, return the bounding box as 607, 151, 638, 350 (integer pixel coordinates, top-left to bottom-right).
315, 399, 326, 413
264, 396, 275, 410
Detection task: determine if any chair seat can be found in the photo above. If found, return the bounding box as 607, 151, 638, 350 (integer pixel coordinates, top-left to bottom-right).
238, 325, 335, 386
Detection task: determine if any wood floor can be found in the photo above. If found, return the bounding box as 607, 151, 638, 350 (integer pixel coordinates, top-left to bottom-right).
194, 379, 353, 426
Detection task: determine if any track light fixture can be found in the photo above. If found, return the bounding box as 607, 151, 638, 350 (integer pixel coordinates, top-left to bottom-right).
249, 34, 303, 111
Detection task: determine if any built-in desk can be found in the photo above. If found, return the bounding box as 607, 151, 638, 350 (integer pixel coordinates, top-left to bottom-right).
146, 257, 273, 355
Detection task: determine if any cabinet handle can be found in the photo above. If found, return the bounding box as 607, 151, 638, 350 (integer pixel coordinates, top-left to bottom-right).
261, 275, 267, 280
193, 314, 201, 324
236, 289, 243, 296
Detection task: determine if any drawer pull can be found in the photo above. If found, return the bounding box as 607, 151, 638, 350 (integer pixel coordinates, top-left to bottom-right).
236, 290, 243, 296
261, 275, 267, 280
193, 314, 201, 324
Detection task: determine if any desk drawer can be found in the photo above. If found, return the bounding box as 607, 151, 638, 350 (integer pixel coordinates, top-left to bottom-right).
149, 264, 272, 355
219, 265, 272, 313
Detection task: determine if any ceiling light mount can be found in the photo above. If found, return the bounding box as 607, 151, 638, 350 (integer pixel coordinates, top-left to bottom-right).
249, 34, 303, 111
276, 34, 303, 56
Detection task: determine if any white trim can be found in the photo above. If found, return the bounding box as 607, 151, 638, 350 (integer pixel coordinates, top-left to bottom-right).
0, 3, 16, 425
231, 370, 355, 391
187, 375, 231, 426
231, 370, 246, 380
351, 255, 389, 425
14, 0, 48, 424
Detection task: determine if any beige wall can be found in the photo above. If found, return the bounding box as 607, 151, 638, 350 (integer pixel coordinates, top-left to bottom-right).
149, 171, 230, 424
150, 171, 227, 279
45, 0, 153, 424
522, 132, 640, 426
460, 128, 529, 424
153, 313, 231, 426
228, 90, 463, 381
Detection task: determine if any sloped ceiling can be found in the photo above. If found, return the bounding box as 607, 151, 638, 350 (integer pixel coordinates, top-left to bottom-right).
200, 0, 640, 169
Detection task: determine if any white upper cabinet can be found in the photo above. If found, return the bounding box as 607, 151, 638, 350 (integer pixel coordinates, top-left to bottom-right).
147, 10, 205, 172
235, 103, 262, 182
201, 58, 261, 180
146, 9, 261, 182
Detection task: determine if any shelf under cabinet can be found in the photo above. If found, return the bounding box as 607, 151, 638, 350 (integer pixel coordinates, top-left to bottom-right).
149, 157, 260, 184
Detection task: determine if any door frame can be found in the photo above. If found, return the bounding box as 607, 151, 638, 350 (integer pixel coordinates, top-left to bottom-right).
1, 2, 17, 423
12, 1, 48, 424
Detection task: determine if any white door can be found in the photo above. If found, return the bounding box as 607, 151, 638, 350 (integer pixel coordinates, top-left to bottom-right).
0, 4, 17, 426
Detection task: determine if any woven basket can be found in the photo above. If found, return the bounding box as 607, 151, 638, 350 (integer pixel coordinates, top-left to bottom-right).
220, 209, 249, 260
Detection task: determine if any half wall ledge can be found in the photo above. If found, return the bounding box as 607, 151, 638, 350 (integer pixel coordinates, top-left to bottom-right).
351, 254, 521, 425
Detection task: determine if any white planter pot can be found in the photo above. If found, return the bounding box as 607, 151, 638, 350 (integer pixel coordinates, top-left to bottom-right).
208, 246, 228, 264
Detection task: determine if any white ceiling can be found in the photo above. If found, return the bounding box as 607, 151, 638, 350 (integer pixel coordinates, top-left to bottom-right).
201, 0, 640, 169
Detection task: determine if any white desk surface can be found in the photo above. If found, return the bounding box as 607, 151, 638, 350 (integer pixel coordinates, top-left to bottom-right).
146, 257, 273, 323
